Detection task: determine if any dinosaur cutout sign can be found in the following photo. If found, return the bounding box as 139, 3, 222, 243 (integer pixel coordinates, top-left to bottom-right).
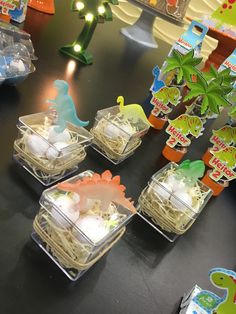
209, 146, 236, 182
57, 170, 136, 214
0, 0, 19, 15
165, 114, 204, 148
209, 126, 236, 153
47, 80, 89, 133
117, 96, 151, 126
150, 65, 181, 117
191, 268, 236, 314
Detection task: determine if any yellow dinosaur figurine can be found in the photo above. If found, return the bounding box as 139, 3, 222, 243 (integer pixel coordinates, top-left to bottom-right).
117, 96, 152, 126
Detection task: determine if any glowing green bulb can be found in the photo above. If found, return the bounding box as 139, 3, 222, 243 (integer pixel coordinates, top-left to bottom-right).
76, 1, 84, 10
74, 44, 82, 52
98, 5, 105, 14
85, 13, 94, 22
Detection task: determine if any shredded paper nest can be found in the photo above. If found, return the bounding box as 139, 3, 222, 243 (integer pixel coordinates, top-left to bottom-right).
34, 200, 127, 272
91, 114, 141, 161
139, 166, 209, 235
14, 124, 86, 180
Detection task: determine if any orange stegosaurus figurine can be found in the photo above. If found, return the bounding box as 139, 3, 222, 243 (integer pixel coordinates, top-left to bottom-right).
57, 170, 136, 213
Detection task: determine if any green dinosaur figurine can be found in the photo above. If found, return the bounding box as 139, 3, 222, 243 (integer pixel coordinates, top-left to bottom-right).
210, 268, 236, 314
117, 96, 152, 126
168, 114, 203, 137
176, 159, 205, 184
47, 80, 89, 133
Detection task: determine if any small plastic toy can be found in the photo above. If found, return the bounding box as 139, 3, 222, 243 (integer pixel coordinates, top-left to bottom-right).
57, 170, 136, 213
180, 268, 236, 314
32, 170, 136, 280
117, 96, 151, 126
90, 96, 150, 164
137, 161, 212, 242
47, 80, 89, 133
60, 0, 119, 65
202, 145, 236, 196
28, 0, 55, 14
13, 80, 92, 185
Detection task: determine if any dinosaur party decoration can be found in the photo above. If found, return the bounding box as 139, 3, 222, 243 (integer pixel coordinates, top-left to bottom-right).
175, 159, 205, 184
57, 170, 136, 213
117, 96, 151, 126
190, 268, 236, 314
167, 114, 203, 138
47, 80, 89, 133
213, 126, 236, 146
211, 146, 236, 170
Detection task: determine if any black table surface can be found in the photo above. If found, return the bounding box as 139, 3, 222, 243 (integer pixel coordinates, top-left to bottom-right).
0, 2, 235, 314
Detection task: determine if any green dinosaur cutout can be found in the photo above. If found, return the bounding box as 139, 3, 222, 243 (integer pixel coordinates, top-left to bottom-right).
213, 126, 236, 146
117, 96, 151, 126
175, 159, 205, 184
210, 268, 236, 314
168, 114, 203, 137
153, 86, 181, 106
166, 114, 204, 148
211, 146, 236, 169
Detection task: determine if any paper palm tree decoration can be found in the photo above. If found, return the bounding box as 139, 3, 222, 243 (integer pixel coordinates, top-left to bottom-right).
163, 50, 202, 85
184, 73, 232, 114
60, 0, 118, 64
203, 65, 236, 87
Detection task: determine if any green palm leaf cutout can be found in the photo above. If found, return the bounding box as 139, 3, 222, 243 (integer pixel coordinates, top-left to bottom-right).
200, 96, 209, 114
186, 73, 232, 115
163, 49, 202, 84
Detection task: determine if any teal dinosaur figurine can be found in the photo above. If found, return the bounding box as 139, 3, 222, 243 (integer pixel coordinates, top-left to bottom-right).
210, 268, 236, 314
47, 80, 89, 133
175, 159, 205, 184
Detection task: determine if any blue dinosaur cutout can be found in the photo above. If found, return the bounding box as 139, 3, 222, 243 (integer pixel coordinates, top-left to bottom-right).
151, 66, 165, 93
47, 80, 89, 133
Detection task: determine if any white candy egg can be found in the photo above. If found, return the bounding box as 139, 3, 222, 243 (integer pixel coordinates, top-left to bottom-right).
25, 134, 49, 157
46, 142, 69, 160
103, 123, 122, 138
166, 175, 187, 193
51, 195, 80, 228
103, 122, 134, 138
154, 182, 171, 200
75, 215, 109, 243
48, 126, 71, 144
10, 60, 25, 72
170, 191, 193, 211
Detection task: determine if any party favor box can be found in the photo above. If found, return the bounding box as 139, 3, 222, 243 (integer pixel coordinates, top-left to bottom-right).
0, 0, 28, 23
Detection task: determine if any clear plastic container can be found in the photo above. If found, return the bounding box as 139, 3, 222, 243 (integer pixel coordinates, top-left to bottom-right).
90, 106, 150, 164
31, 171, 135, 280
0, 21, 36, 85
0, 21, 37, 59
137, 162, 212, 242
13, 112, 93, 186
